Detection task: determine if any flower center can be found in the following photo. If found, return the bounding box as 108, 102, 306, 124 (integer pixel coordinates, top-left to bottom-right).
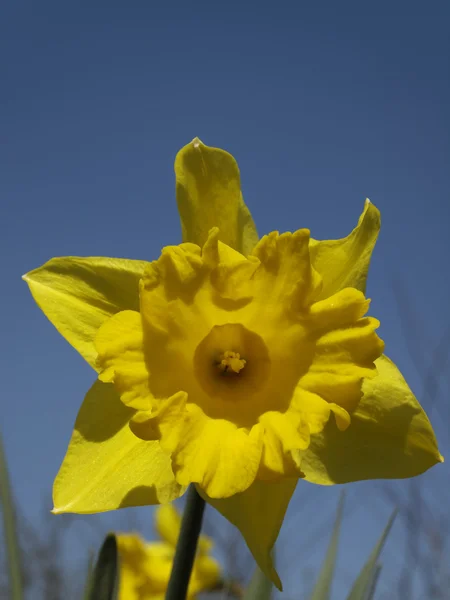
217, 351, 246, 374
193, 323, 271, 405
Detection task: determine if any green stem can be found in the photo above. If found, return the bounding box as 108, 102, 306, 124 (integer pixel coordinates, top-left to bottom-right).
166, 485, 206, 600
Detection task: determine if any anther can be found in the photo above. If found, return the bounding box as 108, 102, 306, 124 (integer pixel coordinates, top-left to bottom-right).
216, 351, 246, 374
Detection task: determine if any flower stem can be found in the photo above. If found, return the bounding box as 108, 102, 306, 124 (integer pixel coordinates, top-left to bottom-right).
166, 485, 206, 600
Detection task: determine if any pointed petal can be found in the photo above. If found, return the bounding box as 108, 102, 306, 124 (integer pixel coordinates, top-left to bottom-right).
53, 380, 183, 513
302, 355, 443, 484
175, 138, 258, 255
23, 256, 147, 369
199, 478, 297, 590
310, 200, 380, 297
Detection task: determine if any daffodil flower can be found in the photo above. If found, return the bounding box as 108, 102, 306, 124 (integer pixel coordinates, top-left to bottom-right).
24, 139, 442, 588
117, 504, 220, 599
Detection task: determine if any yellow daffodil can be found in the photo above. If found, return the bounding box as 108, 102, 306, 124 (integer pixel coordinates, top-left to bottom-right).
117, 504, 220, 599
24, 138, 442, 589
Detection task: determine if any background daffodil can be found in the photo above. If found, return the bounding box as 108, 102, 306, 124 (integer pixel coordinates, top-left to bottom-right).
23, 138, 442, 589
116, 504, 220, 600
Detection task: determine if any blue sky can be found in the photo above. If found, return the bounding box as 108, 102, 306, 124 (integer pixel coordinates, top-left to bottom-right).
1, 1, 449, 597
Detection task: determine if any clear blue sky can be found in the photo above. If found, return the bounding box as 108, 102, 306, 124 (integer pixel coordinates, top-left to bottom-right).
1, 1, 449, 597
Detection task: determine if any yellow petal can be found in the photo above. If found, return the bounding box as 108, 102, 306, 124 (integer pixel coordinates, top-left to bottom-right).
302, 355, 443, 484
118, 536, 176, 598
313, 316, 384, 370
53, 380, 184, 513
154, 504, 181, 548
252, 228, 322, 311
310, 199, 380, 297
96, 310, 153, 410
143, 542, 177, 589
23, 256, 147, 369
190, 554, 221, 593
258, 411, 309, 478
177, 418, 263, 501
329, 403, 351, 431
117, 533, 150, 600
200, 478, 297, 590
175, 138, 258, 255
307, 287, 370, 329
117, 533, 158, 600
116, 531, 220, 600
292, 390, 334, 435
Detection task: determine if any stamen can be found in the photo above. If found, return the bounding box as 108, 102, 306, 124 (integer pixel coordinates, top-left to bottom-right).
217, 351, 246, 374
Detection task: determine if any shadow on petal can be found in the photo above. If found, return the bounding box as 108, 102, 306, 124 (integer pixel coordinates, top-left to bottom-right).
119, 485, 187, 510
76, 380, 135, 442
302, 355, 442, 485
53, 380, 183, 513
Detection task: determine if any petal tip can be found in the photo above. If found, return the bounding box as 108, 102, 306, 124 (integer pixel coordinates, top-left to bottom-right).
362, 197, 381, 223
191, 136, 204, 148
273, 571, 283, 591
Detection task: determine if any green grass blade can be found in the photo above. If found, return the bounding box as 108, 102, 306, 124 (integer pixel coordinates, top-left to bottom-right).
365, 564, 382, 600
346, 511, 397, 600
0, 432, 23, 600
88, 534, 120, 600
82, 551, 96, 600
243, 564, 273, 600
308, 492, 345, 600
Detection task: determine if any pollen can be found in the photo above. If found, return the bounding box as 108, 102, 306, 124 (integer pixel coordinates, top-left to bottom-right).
217, 351, 246, 374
